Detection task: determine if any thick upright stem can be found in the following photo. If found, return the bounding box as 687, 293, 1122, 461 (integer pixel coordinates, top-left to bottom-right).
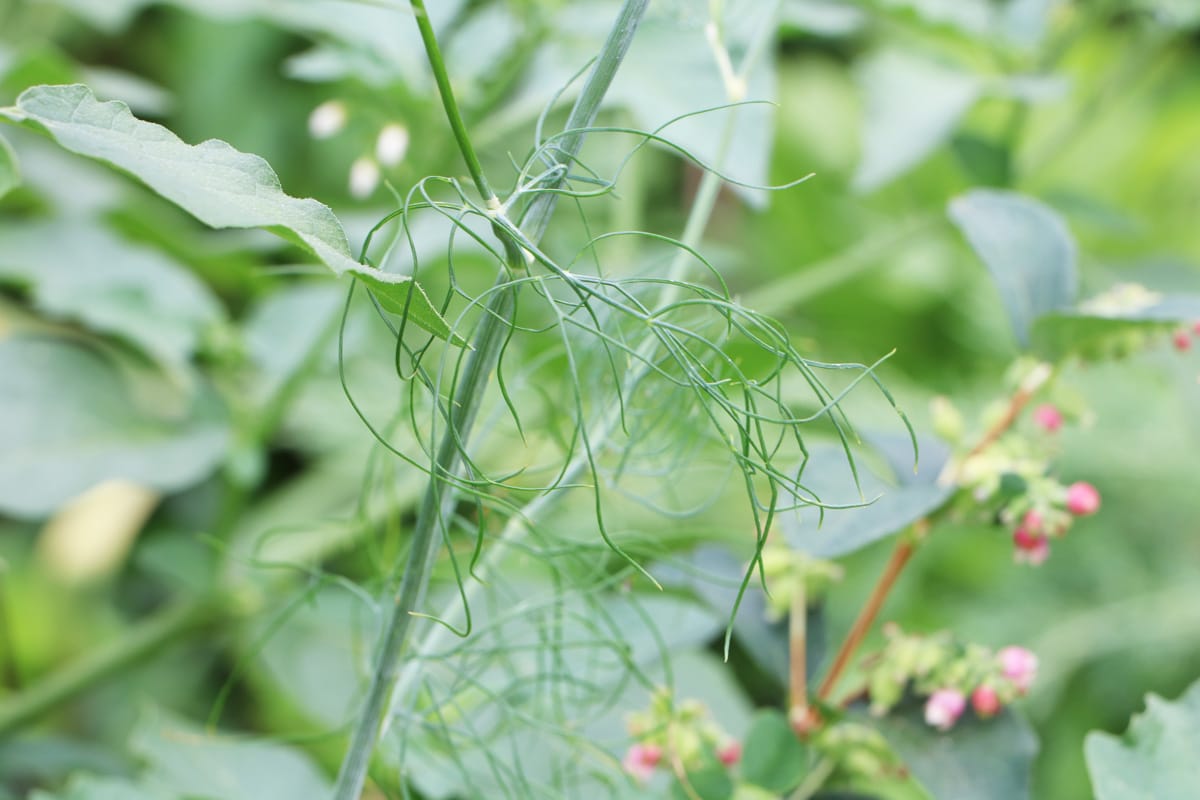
331, 3, 649, 797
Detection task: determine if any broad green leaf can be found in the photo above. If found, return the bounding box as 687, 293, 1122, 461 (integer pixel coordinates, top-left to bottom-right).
243, 282, 344, 411
0, 84, 460, 344
670, 751, 736, 800
0, 132, 17, 198
53, 0, 465, 87
948, 189, 1077, 346
1032, 290, 1200, 359
780, 1, 868, 36
30, 776, 160, 800
1085, 677, 1200, 800
741, 709, 809, 793
783, 445, 953, 559
0, 336, 229, 518
866, 700, 1038, 800
0, 220, 223, 368
130, 706, 330, 800
852, 50, 982, 192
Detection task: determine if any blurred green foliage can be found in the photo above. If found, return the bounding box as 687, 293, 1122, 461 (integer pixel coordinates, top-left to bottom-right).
1, 1, 1199, 799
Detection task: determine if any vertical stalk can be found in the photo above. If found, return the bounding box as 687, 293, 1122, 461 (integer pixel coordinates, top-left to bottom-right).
387, 0, 775, 725
331, 3, 649, 798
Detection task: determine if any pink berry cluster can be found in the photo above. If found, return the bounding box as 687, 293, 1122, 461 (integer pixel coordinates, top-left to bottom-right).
1009, 469, 1101, 566
622, 688, 741, 783
865, 626, 1037, 733
923, 646, 1038, 732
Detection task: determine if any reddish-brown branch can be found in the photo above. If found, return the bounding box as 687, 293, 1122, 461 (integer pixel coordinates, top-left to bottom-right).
788, 572, 807, 713
814, 365, 1053, 706
816, 534, 917, 702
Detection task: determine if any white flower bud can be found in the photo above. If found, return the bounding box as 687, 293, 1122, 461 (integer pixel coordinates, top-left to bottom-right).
308, 100, 347, 139
375, 123, 410, 166
348, 156, 380, 199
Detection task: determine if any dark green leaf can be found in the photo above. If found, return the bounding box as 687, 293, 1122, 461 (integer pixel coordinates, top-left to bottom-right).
1085, 677, 1200, 800
0, 84, 460, 344
784, 446, 953, 559
948, 190, 1077, 346
669, 751, 735, 800
865, 700, 1038, 800
741, 709, 809, 793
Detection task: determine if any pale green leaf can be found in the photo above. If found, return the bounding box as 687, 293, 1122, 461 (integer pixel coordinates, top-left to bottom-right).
948, 189, 1077, 346
0, 220, 223, 367
0, 336, 229, 518
1085, 677, 1200, 800
783, 443, 953, 559
853, 50, 982, 192
0, 131, 18, 199
0, 84, 460, 344
130, 706, 330, 800
30, 776, 161, 800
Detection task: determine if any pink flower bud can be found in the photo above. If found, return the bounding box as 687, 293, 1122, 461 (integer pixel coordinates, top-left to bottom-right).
1065, 482, 1101, 516
971, 685, 1001, 717
1013, 527, 1049, 564
622, 743, 661, 781
1022, 510, 1044, 535
924, 688, 966, 731
1032, 403, 1064, 433
999, 646, 1038, 693
717, 740, 742, 766
1174, 329, 1192, 352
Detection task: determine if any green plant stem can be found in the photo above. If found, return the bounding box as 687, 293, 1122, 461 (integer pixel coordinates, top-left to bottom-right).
330, 4, 649, 798
0, 599, 220, 738
409, 0, 495, 204
389, 0, 772, 724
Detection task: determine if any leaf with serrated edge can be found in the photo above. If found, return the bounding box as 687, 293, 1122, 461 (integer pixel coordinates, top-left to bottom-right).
1086, 678, 1200, 800
0, 84, 461, 344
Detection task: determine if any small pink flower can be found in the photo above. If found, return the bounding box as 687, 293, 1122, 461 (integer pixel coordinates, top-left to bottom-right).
1174, 329, 1192, 352
717, 740, 742, 766
1032, 404, 1064, 433
1013, 528, 1049, 565
1065, 482, 1101, 516
971, 685, 1001, 718
1022, 510, 1044, 535
1192, 320, 1200, 336
622, 743, 661, 782
999, 646, 1038, 694
924, 689, 966, 731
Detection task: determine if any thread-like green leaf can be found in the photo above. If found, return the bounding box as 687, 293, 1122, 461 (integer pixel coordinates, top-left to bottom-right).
0, 84, 461, 344
1086, 678, 1200, 800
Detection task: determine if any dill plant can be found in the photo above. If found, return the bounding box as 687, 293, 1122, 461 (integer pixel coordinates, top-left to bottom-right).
324, 1, 910, 797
